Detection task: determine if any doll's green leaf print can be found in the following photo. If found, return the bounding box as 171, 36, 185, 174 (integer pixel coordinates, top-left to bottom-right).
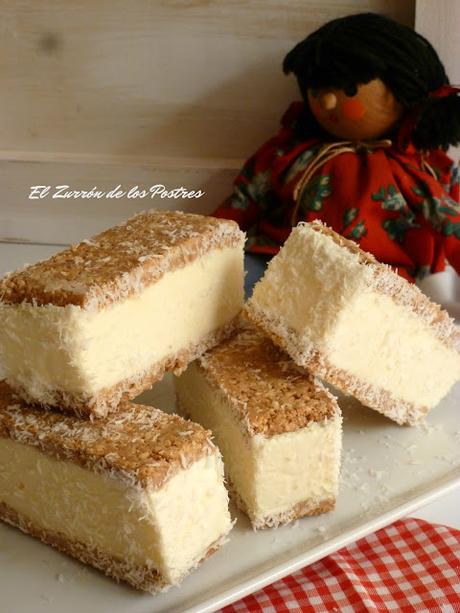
346, 220, 367, 240
342, 207, 358, 229
442, 221, 460, 239
371, 184, 406, 211
298, 174, 333, 213
285, 148, 318, 184
372, 184, 419, 243
342, 208, 367, 239
412, 182, 460, 236
232, 164, 271, 211
382, 215, 419, 244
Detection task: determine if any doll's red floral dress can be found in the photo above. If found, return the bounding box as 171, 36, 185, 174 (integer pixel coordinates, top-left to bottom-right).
214, 102, 460, 281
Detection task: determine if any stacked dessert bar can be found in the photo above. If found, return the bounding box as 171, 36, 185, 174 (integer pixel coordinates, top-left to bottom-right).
0, 210, 245, 592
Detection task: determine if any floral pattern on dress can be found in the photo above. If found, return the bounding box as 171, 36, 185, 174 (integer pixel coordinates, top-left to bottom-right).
213, 101, 460, 281
298, 174, 333, 213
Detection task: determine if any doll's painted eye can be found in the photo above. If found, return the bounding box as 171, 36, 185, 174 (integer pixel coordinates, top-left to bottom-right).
310, 88, 319, 98
344, 85, 358, 97
322, 93, 337, 110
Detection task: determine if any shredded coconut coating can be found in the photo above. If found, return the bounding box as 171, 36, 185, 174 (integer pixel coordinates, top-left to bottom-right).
309, 221, 460, 352
0, 210, 245, 310
0, 382, 214, 490
196, 324, 339, 437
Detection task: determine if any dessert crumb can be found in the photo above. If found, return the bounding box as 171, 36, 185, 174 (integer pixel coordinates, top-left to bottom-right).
56, 573, 65, 584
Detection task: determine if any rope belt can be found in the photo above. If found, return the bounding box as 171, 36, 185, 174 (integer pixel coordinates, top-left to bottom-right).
291, 139, 392, 226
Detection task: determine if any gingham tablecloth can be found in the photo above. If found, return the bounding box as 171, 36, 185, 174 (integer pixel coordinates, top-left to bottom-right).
221, 518, 460, 612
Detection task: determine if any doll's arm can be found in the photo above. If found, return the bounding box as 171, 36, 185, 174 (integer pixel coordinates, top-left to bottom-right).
213, 157, 261, 231
213, 148, 277, 232
447, 162, 460, 202
444, 161, 460, 275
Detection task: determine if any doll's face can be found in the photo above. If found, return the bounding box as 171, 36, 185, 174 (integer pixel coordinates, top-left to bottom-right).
307, 78, 403, 140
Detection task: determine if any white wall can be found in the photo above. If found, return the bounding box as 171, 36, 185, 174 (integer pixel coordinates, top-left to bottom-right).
0, 0, 415, 245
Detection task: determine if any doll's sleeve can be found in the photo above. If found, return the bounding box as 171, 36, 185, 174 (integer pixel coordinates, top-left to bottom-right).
444, 161, 460, 274
213, 135, 283, 232
213, 155, 262, 231
447, 162, 460, 201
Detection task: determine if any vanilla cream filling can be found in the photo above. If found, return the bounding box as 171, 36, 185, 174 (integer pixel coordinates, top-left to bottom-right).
249, 224, 460, 408
0, 246, 243, 401
176, 364, 341, 523
0, 439, 231, 584
326, 290, 460, 407
251, 423, 341, 517
176, 364, 257, 509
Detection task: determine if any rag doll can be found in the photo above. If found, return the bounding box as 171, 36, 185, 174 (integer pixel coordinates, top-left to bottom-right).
214, 12, 460, 281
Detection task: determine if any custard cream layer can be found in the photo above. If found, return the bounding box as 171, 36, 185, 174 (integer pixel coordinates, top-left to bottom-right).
0, 438, 231, 584
0, 246, 243, 401
249, 225, 460, 408
176, 364, 341, 524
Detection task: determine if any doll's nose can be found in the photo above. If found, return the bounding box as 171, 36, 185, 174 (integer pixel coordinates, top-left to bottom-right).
320, 93, 337, 110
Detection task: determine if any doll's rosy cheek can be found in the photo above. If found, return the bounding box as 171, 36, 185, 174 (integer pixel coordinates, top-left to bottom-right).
341, 99, 366, 120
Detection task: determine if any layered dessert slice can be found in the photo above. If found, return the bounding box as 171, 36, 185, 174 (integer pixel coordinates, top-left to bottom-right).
175, 326, 342, 529
245, 221, 460, 425
0, 210, 245, 417
0, 382, 232, 593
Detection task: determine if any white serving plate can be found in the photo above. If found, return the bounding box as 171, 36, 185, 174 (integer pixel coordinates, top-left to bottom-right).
1, 375, 459, 613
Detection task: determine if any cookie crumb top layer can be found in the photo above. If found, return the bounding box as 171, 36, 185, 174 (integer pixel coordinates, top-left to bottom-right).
0, 382, 214, 490
198, 325, 338, 436
0, 210, 244, 309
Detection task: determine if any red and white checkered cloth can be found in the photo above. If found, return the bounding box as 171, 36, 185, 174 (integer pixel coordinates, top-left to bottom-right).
221, 518, 460, 612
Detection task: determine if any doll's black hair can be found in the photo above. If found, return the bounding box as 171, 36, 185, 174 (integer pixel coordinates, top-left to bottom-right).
283, 12, 460, 150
